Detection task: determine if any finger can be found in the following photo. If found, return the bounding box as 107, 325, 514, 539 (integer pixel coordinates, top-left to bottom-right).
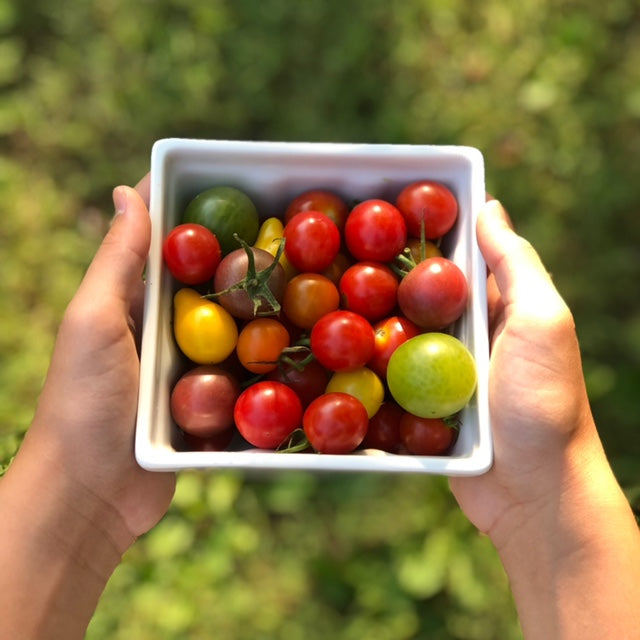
134, 173, 151, 207
476, 200, 561, 312
77, 186, 151, 308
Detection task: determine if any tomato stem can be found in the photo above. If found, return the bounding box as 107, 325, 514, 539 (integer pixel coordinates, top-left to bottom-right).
276, 429, 310, 453
205, 235, 285, 316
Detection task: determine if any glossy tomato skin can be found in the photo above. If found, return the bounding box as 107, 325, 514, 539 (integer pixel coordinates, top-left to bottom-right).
170, 365, 240, 437
361, 401, 405, 453
234, 381, 303, 449
325, 367, 385, 418
181, 427, 235, 452
283, 211, 341, 273
338, 262, 399, 322
396, 180, 458, 240
236, 318, 290, 374
344, 200, 407, 262
266, 355, 330, 408
284, 189, 349, 230
283, 273, 340, 329
387, 332, 477, 418
310, 310, 375, 372
163, 223, 222, 285
213, 246, 286, 319
397, 257, 468, 331
303, 392, 369, 454
399, 414, 457, 455
368, 315, 421, 379
183, 186, 260, 256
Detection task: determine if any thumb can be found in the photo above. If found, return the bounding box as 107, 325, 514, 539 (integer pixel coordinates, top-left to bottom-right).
77, 186, 151, 307
477, 200, 562, 314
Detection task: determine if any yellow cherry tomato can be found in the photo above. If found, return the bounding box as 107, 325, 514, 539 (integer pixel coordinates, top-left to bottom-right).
254, 217, 298, 280
325, 367, 385, 418
173, 288, 238, 364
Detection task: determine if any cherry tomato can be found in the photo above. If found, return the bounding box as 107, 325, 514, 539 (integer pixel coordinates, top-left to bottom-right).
399, 414, 457, 455
387, 332, 477, 418
368, 315, 421, 379
361, 401, 405, 453
310, 310, 375, 372
162, 223, 222, 284
344, 199, 407, 262
183, 185, 260, 256
396, 180, 458, 240
397, 257, 468, 330
405, 236, 442, 262
234, 380, 303, 449
283, 273, 340, 329
338, 261, 399, 322
322, 252, 353, 285
284, 189, 349, 230
283, 211, 341, 273
181, 428, 235, 452
170, 365, 240, 436
303, 392, 369, 454
266, 353, 330, 408
213, 246, 286, 320
173, 288, 238, 365
236, 318, 290, 374
325, 367, 385, 418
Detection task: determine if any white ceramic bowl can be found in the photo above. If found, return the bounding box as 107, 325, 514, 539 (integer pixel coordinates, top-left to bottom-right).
135, 139, 492, 475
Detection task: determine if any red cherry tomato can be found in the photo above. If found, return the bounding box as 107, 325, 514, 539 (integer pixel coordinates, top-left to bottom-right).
283, 211, 341, 273
234, 381, 303, 449
303, 392, 369, 454
396, 180, 458, 239
284, 189, 349, 230
399, 413, 458, 455
338, 261, 399, 322
162, 223, 222, 284
368, 315, 422, 379
361, 401, 405, 453
310, 310, 375, 372
397, 257, 468, 331
344, 199, 407, 262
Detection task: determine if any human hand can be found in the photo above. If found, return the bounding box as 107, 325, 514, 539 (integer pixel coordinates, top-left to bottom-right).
449, 199, 602, 540
17, 175, 175, 550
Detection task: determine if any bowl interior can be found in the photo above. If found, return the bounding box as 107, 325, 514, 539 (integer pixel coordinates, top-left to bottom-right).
136, 139, 491, 475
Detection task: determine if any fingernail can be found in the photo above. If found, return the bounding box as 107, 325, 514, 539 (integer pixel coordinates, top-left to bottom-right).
112, 186, 128, 216
483, 199, 514, 229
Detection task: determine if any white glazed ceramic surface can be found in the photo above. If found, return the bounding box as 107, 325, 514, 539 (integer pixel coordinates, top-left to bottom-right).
135, 139, 492, 475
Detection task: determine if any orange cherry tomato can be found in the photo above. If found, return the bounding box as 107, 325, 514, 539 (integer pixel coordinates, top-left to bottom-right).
236, 318, 290, 374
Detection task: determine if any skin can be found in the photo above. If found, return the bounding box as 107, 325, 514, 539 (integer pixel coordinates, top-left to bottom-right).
450, 200, 640, 639
0, 176, 175, 639
0, 190, 638, 640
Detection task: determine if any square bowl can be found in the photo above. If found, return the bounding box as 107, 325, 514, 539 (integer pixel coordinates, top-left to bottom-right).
135, 138, 492, 475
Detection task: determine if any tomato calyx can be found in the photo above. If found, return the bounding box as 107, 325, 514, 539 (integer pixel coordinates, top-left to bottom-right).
277, 342, 315, 372
276, 428, 311, 453
206, 234, 286, 316
390, 220, 439, 278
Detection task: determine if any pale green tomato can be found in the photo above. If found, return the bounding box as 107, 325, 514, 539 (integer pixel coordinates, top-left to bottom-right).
386, 332, 477, 418
325, 367, 384, 418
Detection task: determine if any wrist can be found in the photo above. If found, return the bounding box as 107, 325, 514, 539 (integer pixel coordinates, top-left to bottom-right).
0, 434, 133, 639
491, 433, 640, 639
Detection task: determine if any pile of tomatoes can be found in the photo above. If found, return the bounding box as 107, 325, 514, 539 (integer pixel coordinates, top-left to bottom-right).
163, 181, 477, 456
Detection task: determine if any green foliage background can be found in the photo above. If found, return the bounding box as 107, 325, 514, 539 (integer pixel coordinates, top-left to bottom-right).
1, 0, 639, 637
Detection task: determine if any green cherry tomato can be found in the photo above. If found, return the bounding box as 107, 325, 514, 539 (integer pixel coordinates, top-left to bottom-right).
386, 332, 477, 418
182, 185, 260, 256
